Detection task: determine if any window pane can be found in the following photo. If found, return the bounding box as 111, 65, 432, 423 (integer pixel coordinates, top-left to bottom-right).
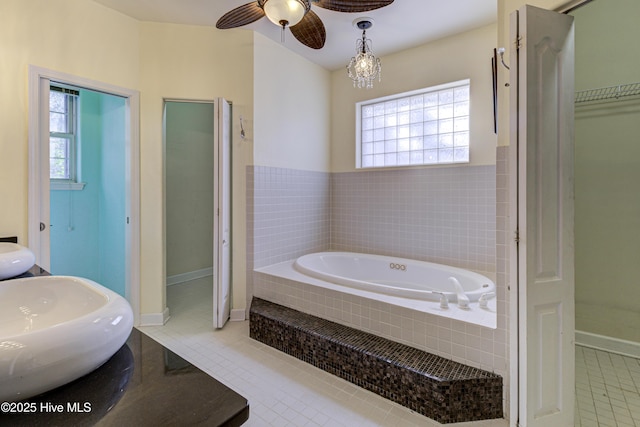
454, 101, 469, 117
384, 140, 397, 153
50, 158, 68, 179
384, 100, 397, 114
384, 127, 397, 140
424, 107, 438, 121
410, 95, 423, 110
424, 92, 438, 107
50, 112, 67, 133
454, 132, 469, 147
424, 135, 438, 150
439, 119, 453, 134
398, 97, 411, 112
454, 85, 470, 102
439, 89, 454, 104
398, 152, 410, 165
49, 91, 66, 113
454, 116, 469, 132
454, 147, 469, 162
410, 151, 423, 164
384, 114, 397, 127
424, 150, 438, 164
439, 148, 454, 163
438, 104, 453, 119
410, 137, 423, 151
384, 153, 397, 165
50, 137, 68, 158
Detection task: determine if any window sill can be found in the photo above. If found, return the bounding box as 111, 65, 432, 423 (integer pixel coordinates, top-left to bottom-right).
51, 181, 86, 191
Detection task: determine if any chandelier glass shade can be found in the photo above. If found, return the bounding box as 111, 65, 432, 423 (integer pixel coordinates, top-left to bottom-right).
263, 0, 307, 27
347, 26, 382, 89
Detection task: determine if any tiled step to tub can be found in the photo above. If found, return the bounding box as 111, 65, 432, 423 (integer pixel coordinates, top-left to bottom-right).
249, 297, 503, 424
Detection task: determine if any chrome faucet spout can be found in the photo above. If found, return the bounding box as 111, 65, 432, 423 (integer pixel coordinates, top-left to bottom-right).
448, 277, 470, 309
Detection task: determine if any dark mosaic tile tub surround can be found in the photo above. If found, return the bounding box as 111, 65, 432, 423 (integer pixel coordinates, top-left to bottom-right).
250, 298, 503, 424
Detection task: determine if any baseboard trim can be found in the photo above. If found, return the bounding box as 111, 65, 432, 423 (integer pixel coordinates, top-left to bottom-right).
230, 308, 245, 322
140, 307, 171, 326
576, 330, 640, 359
167, 267, 213, 286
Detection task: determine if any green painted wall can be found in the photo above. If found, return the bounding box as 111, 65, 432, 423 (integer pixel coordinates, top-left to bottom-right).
50, 89, 127, 296
573, 0, 640, 343
165, 101, 215, 279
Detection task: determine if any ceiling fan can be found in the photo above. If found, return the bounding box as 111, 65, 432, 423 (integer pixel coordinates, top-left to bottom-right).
216, 0, 394, 50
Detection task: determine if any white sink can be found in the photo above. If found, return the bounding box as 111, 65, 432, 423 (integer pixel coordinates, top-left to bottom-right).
0, 243, 36, 280
0, 276, 133, 402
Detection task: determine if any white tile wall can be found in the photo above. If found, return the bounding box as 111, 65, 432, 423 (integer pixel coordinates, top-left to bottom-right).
331, 165, 496, 274
248, 154, 510, 417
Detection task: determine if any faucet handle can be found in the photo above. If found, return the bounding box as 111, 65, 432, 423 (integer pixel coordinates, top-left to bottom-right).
478, 292, 495, 309
433, 292, 449, 309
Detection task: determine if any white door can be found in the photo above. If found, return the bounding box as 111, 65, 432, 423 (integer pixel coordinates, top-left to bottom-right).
510, 5, 575, 426
213, 98, 231, 329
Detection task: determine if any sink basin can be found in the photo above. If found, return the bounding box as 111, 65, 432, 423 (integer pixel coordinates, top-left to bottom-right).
0, 243, 36, 280
0, 276, 133, 402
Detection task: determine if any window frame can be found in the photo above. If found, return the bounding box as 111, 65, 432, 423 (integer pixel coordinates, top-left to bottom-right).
49, 85, 84, 190
355, 78, 471, 169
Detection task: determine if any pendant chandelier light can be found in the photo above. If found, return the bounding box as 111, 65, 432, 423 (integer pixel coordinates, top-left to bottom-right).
347, 19, 382, 89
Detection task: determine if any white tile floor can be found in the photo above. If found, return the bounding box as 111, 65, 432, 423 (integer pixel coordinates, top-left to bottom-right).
139, 278, 508, 426
575, 345, 640, 427
140, 278, 640, 426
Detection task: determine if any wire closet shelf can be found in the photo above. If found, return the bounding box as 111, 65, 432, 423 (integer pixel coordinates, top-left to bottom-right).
575, 82, 640, 104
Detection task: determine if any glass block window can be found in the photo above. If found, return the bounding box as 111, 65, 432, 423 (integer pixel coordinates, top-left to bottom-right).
50, 85, 79, 181
356, 79, 470, 168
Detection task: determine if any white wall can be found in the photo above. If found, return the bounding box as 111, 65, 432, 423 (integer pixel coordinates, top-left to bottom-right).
253, 33, 331, 173
0, 0, 139, 243
138, 22, 254, 315
331, 24, 497, 172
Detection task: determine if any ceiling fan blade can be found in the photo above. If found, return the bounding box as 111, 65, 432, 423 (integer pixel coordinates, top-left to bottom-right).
312, 0, 394, 13
290, 10, 326, 49
216, 2, 265, 29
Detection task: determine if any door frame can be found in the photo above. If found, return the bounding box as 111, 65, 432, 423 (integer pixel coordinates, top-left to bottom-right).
28, 65, 141, 325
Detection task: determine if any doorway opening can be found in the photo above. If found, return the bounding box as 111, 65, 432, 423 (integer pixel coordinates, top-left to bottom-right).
49, 84, 127, 296
163, 99, 232, 329
28, 65, 141, 325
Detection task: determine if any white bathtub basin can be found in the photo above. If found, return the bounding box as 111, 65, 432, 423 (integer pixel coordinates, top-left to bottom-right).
0, 276, 133, 402
0, 243, 36, 280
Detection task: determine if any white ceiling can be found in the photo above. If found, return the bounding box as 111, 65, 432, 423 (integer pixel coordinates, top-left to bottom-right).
92, 0, 497, 71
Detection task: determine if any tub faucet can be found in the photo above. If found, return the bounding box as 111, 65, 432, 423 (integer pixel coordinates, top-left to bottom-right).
448, 277, 470, 309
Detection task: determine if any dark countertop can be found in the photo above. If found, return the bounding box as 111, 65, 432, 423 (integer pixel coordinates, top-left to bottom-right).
0, 269, 249, 427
